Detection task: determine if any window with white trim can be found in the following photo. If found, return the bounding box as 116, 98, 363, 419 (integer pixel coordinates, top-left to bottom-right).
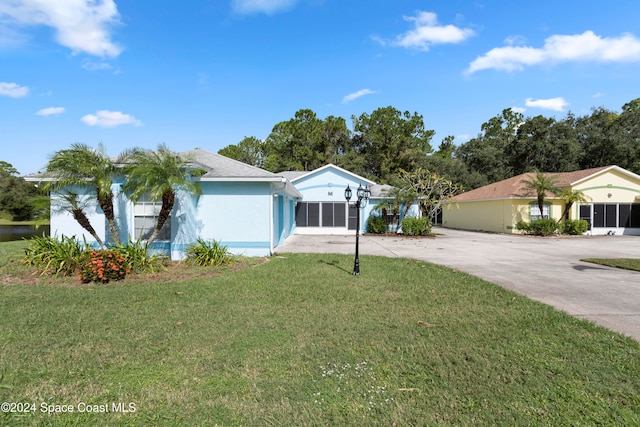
133, 195, 170, 241
530, 202, 550, 221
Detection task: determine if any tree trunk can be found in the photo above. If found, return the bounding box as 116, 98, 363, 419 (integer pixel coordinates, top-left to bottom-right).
561, 201, 574, 221
72, 208, 106, 249
97, 191, 121, 244
146, 191, 175, 244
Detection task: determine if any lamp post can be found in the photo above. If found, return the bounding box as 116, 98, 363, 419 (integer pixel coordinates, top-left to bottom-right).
344, 184, 370, 276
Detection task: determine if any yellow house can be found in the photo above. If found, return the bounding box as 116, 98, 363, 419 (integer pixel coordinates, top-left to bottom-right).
443, 166, 640, 235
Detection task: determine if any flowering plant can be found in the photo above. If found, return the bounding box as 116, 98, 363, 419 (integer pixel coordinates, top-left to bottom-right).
80, 250, 130, 283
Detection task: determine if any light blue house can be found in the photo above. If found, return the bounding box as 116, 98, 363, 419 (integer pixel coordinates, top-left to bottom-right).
36, 151, 407, 259
280, 163, 392, 234
39, 149, 301, 259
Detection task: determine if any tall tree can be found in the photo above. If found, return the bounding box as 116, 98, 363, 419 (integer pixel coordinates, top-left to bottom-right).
44, 143, 121, 243
351, 106, 434, 182
263, 109, 325, 172
218, 136, 266, 168
456, 108, 522, 185
520, 172, 560, 220
0, 161, 41, 221
122, 145, 203, 244
507, 115, 580, 175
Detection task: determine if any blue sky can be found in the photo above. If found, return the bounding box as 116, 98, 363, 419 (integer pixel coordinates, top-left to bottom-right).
1, 0, 640, 175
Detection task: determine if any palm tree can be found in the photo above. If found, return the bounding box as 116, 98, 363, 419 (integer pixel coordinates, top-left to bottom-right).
122, 144, 203, 244
44, 143, 121, 244
559, 189, 590, 220
520, 172, 560, 220
54, 191, 106, 248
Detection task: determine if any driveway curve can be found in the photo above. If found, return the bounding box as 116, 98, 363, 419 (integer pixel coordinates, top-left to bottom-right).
279, 228, 640, 341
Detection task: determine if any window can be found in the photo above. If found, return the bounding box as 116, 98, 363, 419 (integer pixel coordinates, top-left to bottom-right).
296, 202, 346, 227
134, 196, 170, 241
530, 203, 550, 221
620, 204, 640, 228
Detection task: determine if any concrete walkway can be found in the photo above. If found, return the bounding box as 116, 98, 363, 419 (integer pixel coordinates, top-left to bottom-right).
279, 228, 640, 341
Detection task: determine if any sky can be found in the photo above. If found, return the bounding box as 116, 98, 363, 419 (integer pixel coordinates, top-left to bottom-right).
1, 0, 640, 175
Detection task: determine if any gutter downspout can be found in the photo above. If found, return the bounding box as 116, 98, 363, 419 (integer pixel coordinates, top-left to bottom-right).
269, 186, 274, 255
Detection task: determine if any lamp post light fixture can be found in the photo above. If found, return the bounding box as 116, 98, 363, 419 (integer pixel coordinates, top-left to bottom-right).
344, 183, 371, 276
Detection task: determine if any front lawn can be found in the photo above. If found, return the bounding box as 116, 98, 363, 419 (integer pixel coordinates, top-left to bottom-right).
1, 245, 639, 426
583, 258, 640, 272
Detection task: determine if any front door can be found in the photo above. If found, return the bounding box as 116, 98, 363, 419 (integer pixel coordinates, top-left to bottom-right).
348, 204, 358, 230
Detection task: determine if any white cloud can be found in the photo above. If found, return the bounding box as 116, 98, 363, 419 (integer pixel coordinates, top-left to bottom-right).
81, 110, 142, 127
0, 82, 29, 98
342, 89, 376, 104
36, 106, 65, 116
525, 97, 569, 112
510, 106, 527, 114
232, 0, 297, 15
0, 0, 122, 57
82, 60, 116, 71
467, 31, 640, 74
379, 11, 475, 51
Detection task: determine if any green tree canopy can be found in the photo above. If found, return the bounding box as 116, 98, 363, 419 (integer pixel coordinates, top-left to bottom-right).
351, 106, 434, 182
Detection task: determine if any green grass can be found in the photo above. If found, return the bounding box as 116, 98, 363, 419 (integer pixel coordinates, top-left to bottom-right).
1, 247, 639, 426
583, 258, 640, 272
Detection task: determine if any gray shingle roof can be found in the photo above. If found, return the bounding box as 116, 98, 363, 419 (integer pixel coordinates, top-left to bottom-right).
182, 148, 279, 179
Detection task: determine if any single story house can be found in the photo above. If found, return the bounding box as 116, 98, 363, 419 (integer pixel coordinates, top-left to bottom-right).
443, 165, 640, 235
280, 163, 392, 235
31, 151, 402, 259
31, 149, 302, 258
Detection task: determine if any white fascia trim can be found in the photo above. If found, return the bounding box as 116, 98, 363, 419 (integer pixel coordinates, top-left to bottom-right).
196, 177, 282, 182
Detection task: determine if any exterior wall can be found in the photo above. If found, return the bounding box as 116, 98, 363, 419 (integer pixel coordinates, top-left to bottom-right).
293, 167, 374, 235
195, 181, 273, 257
443, 199, 514, 233
443, 198, 565, 234
272, 192, 296, 247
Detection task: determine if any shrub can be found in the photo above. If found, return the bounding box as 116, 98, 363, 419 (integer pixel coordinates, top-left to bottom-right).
22, 235, 85, 276
79, 250, 130, 283
367, 215, 388, 234
110, 240, 168, 274
515, 221, 531, 233
523, 218, 559, 236
401, 217, 431, 236
560, 219, 589, 235
186, 238, 233, 267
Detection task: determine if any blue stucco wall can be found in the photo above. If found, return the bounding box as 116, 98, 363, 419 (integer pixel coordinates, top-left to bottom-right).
49, 180, 296, 260
193, 181, 272, 257
293, 166, 376, 234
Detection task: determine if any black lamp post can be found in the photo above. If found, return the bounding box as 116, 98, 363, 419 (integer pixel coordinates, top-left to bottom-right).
344, 184, 371, 276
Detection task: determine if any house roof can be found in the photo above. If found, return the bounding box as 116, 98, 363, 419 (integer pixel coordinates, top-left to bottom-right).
182, 148, 279, 180
453, 166, 613, 202
278, 163, 377, 186
278, 171, 309, 181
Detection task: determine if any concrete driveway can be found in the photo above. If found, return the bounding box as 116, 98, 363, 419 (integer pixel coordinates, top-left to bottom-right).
279, 228, 640, 341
